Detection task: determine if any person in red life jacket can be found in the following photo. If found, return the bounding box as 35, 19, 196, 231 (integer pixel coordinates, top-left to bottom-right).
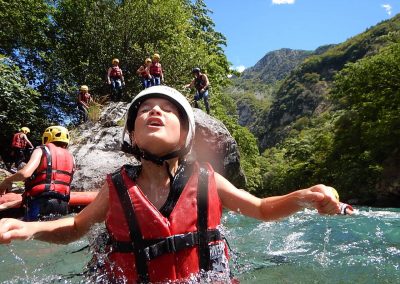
136, 58, 152, 89
184, 67, 210, 114
107, 58, 125, 101
11, 127, 34, 170
0, 126, 75, 221
77, 85, 93, 123
149, 53, 164, 86
0, 86, 345, 283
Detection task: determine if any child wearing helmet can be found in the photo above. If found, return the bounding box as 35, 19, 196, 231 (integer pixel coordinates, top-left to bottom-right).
10, 127, 34, 170
77, 85, 93, 123
0, 126, 75, 221
184, 67, 210, 114
107, 58, 125, 101
136, 58, 152, 89
0, 86, 344, 282
149, 53, 164, 86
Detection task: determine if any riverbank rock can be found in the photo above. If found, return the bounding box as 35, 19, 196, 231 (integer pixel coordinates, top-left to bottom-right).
375, 149, 400, 207
69, 102, 246, 191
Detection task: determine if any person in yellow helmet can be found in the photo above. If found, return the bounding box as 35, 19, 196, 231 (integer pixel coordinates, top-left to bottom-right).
136, 58, 153, 89
10, 127, 34, 171
107, 58, 125, 101
77, 85, 93, 123
0, 126, 75, 221
149, 53, 164, 86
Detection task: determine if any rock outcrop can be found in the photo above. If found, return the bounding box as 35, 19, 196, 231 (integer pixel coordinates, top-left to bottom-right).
69, 102, 246, 191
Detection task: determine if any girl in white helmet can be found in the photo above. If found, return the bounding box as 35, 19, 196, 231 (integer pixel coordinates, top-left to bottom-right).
0, 86, 343, 283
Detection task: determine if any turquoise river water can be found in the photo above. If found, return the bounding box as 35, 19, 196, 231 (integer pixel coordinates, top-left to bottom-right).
0, 207, 399, 283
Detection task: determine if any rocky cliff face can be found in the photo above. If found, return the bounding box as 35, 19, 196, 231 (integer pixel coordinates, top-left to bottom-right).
69, 102, 246, 191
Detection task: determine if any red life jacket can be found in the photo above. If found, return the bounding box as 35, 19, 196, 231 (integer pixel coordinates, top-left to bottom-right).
78, 92, 91, 104
11, 132, 26, 149
140, 66, 150, 79
104, 162, 230, 283
110, 66, 122, 78
195, 74, 208, 92
25, 143, 74, 199
149, 62, 162, 76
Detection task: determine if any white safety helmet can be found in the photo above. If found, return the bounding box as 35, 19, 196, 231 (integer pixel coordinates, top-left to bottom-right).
122, 85, 195, 164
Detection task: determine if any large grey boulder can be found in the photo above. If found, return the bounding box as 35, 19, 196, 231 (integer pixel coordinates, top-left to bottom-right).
69, 102, 246, 191
191, 109, 246, 188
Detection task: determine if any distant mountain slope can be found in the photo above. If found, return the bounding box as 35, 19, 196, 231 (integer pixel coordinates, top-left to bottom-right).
241, 48, 313, 84
256, 14, 400, 150
226, 48, 316, 132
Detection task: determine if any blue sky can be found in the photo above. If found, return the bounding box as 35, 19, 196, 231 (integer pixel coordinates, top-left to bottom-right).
204, 0, 399, 72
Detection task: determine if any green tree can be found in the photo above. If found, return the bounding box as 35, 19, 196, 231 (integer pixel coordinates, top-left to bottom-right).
0, 57, 43, 150
328, 42, 400, 202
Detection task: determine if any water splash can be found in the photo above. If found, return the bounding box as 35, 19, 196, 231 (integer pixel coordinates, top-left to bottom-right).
1, 207, 399, 283
315, 226, 332, 268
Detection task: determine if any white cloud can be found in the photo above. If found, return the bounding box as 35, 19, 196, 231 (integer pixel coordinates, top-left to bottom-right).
228, 65, 246, 77
272, 0, 295, 5
382, 4, 392, 16
235, 65, 246, 73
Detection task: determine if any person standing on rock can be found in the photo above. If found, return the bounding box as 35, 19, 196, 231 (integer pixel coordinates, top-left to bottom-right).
149, 53, 164, 86
10, 127, 34, 171
184, 67, 210, 114
0, 86, 345, 283
77, 85, 93, 123
107, 58, 125, 101
136, 58, 152, 89
0, 126, 75, 221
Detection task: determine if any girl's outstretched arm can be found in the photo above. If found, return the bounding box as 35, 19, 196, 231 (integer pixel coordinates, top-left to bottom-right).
0, 182, 109, 244
216, 173, 339, 221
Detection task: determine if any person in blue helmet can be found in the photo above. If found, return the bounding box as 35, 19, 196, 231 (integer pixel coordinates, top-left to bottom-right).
184, 67, 210, 114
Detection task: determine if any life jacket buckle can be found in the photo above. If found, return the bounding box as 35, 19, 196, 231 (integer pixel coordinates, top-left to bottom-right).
165, 234, 178, 252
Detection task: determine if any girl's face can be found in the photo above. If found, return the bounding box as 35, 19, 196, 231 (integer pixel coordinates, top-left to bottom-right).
132, 98, 187, 156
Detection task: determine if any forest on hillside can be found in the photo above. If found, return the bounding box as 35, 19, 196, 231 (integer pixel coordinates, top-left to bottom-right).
227, 15, 400, 207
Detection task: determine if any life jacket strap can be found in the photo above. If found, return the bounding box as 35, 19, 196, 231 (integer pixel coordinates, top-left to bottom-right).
111, 168, 150, 283
25, 191, 70, 202
197, 165, 210, 270
27, 180, 71, 188
37, 169, 73, 176
111, 229, 222, 261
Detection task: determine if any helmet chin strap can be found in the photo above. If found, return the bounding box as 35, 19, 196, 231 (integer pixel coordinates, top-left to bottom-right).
139, 148, 188, 166
139, 149, 188, 190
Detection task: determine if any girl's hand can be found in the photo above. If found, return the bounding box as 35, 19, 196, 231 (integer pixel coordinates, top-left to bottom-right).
298, 184, 340, 215
0, 218, 34, 244
0, 180, 13, 195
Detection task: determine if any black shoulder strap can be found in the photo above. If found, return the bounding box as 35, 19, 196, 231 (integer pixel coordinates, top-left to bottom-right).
111, 168, 149, 283
41, 145, 52, 192
197, 164, 210, 271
